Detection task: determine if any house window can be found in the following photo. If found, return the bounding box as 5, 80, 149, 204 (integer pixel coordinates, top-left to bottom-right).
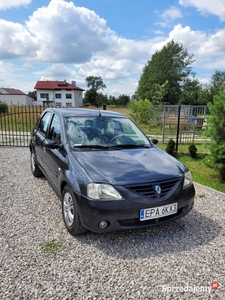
66, 94, 72, 99
66, 102, 72, 107
55, 102, 62, 107
40, 93, 49, 99
55, 94, 61, 99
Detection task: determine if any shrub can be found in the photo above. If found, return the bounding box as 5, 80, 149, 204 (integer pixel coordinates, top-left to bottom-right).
207, 88, 225, 181
188, 143, 197, 158
0, 101, 8, 114
128, 99, 152, 124
166, 139, 176, 157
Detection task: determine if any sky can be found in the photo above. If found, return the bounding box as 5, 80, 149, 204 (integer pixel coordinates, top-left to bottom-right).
0, 0, 225, 97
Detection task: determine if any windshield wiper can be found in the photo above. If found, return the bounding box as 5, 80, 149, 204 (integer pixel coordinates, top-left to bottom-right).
72, 144, 109, 149
110, 144, 151, 149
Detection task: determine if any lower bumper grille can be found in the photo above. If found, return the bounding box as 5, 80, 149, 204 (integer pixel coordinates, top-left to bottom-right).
118, 207, 187, 228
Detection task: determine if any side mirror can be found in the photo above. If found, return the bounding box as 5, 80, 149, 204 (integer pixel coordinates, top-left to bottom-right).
151, 138, 158, 145
42, 139, 63, 150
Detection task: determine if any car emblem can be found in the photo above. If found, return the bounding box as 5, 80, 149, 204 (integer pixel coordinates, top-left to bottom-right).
155, 185, 161, 195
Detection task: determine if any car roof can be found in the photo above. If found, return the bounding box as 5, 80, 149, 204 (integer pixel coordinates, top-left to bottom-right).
44, 108, 128, 118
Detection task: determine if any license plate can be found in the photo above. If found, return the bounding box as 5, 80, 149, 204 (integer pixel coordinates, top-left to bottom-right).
140, 203, 178, 221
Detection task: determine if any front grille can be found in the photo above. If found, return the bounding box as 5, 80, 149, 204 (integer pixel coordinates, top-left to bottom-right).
125, 177, 182, 199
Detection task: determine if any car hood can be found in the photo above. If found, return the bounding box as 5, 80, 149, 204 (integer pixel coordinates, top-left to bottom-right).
71, 147, 185, 185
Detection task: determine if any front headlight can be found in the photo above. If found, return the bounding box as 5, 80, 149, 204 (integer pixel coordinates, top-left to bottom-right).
87, 183, 123, 200
183, 170, 193, 188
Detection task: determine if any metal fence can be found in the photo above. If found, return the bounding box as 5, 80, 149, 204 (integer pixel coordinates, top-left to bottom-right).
0, 106, 45, 147
149, 105, 210, 145
0, 104, 210, 148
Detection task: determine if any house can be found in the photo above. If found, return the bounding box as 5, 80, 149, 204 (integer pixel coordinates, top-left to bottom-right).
34, 80, 85, 107
0, 88, 34, 106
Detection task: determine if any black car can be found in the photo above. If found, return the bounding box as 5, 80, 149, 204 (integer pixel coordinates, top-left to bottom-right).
30, 108, 195, 235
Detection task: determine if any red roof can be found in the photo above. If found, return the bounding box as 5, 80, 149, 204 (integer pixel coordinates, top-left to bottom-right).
34, 81, 85, 91
0, 88, 26, 95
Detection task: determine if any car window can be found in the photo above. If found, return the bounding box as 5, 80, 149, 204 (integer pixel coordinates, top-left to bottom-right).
49, 115, 61, 144
38, 112, 52, 136
65, 116, 150, 147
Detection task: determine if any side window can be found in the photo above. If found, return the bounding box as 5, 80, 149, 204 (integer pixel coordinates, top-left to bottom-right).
49, 115, 61, 144
39, 112, 52, 136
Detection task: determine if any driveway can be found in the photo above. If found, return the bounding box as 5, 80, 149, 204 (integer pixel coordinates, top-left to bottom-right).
0, 147, 224, 299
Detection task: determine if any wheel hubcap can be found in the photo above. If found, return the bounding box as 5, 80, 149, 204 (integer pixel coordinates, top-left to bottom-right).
63, 192, 74, 226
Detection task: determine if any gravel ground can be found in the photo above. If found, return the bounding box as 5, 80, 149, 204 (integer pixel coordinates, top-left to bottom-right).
0, 147, 224, 300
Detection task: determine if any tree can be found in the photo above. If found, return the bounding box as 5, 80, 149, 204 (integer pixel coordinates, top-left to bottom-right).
83, 89, 98, 106
197, 84, 213, 105
151, 81, 168, 105
0, 101, 8, 114
85, 76, 106, 107
108, 95, 118, 106
28, 91, 37, 100
117, 94, 130, 106
136, 40, 195, 105
179, 78, 201, 105
85, 76, 106, 91
207, 88, 225, 181
210, 70, 225, 96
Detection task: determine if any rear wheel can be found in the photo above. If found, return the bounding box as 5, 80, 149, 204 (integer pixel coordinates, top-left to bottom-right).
62, 185, 87, 235
30, 149, 43, 177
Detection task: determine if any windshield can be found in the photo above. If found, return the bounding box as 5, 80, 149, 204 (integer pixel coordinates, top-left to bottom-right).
65, 116, 151, 148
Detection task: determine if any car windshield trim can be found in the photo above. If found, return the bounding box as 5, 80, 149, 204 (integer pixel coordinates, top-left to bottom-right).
72, 144, 121, 150
109, 143, 151, 149
71, 143, 151, 151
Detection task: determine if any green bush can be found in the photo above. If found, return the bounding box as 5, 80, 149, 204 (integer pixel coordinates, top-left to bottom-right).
128, 99, 152, 124
166, 139, 176, 157
0, 101, 8, 114
188, 143, 197, 158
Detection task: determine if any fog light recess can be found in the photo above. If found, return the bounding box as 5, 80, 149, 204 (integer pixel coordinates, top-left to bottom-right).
98, 220, 108, 229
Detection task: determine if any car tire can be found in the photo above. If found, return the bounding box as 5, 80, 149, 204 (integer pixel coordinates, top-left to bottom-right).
62, 185, 87, 235
30, 149, 43, 177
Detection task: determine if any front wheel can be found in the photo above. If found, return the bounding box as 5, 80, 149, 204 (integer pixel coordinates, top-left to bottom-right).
62, 185, 87, 235
30, 149, 43, 177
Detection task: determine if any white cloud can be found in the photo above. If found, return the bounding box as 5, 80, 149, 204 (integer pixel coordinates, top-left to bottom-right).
203, 57, 225, 69
1, 0, 225, 96
161, 7, 183, 21
197, 29, 225, 56
155, 7, 183, 28
179, 0, 225, 21
25, 0, 116, 63
0, 19, 38, 59
34, 64, 77, 82
0, 0, 31, 10
167, 24, 206, 53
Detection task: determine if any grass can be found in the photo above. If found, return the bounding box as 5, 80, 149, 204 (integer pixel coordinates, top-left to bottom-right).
41, 241, 64, 254
157, 142, 225, 193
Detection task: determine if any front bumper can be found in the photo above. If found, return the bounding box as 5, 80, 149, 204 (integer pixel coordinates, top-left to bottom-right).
74, 184, 195, 233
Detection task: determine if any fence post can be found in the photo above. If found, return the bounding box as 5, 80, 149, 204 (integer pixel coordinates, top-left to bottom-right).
176, 105, 181, 153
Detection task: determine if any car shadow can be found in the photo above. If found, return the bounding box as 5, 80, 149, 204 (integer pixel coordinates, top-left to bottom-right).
75, 209, 222, 259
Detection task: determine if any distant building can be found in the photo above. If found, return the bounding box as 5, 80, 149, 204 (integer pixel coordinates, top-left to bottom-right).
34, 80, 85, 107
0, 88, 33, 105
